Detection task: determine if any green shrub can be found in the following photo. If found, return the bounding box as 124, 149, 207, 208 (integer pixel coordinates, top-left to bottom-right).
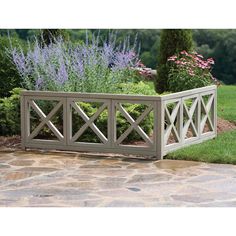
168, 68, 212, 92
0, 88, 22, 135
155, 29, 193, 93
0, 36, 23, 97
119, 81, 157, 95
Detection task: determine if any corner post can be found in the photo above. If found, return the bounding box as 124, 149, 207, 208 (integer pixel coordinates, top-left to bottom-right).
156, 99, 164, 159
213, 86, 217, 137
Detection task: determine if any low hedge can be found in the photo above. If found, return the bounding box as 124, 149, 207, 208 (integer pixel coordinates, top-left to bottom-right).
0, 88, 21, 136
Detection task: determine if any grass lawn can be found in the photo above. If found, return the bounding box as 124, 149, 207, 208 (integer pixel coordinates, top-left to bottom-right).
217, 85, 236, 122
167, 85, 236, 164
167, 130, 236, 164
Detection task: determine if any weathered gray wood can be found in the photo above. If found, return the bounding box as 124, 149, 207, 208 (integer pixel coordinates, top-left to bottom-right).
66, 98, 72, 145
200, 94, 214, 133
111, 100, 116, 146
21, 85, 216, 100
71, 101, 108, 143
182, 98, 198, 138
24, 142, 157, 157
62, 98, 67, 145
28, 100, 63, 141
196, 94, 201, 139
115, 103, 153, 146
160, 86, 216, 101
164, 100, 181, 145
156, 100, 164, 159
214, 89, 217, 135
20, 96, 26, 149
22, 91, 162, 101
163, 88, 216, 153
21, 85, 217, 159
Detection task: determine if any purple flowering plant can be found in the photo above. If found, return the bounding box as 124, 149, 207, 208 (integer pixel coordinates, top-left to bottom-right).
167, 50, 218, 92
10, 32, 140, 93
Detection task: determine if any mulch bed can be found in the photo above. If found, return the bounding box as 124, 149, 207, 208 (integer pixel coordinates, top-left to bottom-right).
217, 117, 236, 133
0, 118, 235, 149
0, 135, 21, 149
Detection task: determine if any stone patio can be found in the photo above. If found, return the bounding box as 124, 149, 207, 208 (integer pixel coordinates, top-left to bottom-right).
0, 149, 236, 207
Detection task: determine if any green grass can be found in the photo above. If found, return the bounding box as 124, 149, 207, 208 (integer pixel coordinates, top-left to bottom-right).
167, 130, 236, 164
217, 85, 236, 122
167, 85, 236, 164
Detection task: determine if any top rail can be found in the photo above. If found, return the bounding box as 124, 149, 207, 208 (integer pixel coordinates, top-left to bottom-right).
21, 85, 217, 101
160, 85, 217, 101
21, 90, 161, 101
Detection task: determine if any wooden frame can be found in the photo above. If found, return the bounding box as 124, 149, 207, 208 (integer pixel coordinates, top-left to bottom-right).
21, 85, 217, 159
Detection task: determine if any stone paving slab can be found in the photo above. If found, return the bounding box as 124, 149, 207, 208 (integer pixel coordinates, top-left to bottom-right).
0, 149, 236, 207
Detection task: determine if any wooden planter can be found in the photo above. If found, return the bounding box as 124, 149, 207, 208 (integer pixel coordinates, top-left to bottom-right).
20, 85, 217, 159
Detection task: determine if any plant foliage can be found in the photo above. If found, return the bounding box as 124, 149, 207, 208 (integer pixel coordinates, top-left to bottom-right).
10, 33, 140, 94
0, 88, 22, 135
156, 29, 193, 93
0, 36, 23, 97
167, 51, 217, 92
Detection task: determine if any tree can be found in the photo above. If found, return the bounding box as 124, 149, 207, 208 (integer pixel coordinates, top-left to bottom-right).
212, 30, 236, 84
40, 29, 69, 45
155, 29, 193, 93
193, 29, 226, 49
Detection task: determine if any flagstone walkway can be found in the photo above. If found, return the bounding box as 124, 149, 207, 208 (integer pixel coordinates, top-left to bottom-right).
0, 149, 236, 207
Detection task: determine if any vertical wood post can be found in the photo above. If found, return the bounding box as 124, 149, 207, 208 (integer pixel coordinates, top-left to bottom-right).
178, 98, 183, 144
156, 100, 164, 159
213, 88, 217, 136
24, 97, 30, 145
63, 97, 67, 145
20, 94, 26, 150
66, 98, 72, 145
197, 94, 201, 138
108, 99, 115, 147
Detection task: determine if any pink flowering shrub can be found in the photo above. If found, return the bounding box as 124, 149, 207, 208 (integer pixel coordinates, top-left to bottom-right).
167, 50, 218, 92
136, 60, 154, 79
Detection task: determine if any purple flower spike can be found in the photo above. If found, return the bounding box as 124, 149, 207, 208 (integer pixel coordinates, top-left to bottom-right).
9, 31, 140, 93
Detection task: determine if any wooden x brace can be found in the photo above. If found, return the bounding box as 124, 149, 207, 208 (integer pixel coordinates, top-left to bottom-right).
28, 100, 64, 141
71, 102, 108, 144
115, 103, 153, 146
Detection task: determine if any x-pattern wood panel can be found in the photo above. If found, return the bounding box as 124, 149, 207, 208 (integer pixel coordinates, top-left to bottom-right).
21, 86, 217, 159
70, 101, 108, 144
115, 102, 153, 147
183, 97, 198, 139
200, 93, 214, 134
164, 101, 181, 145
27, 100, 64, 142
